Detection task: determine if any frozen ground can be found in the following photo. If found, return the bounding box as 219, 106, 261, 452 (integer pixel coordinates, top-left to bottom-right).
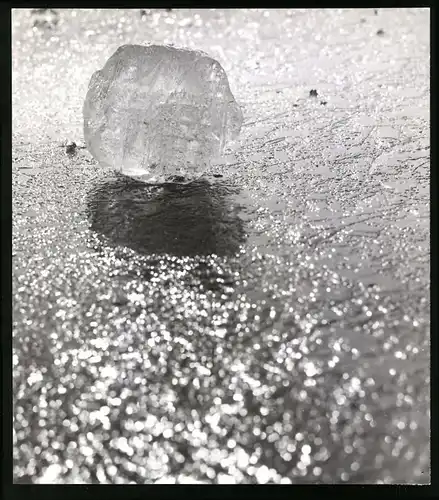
12, 8, 430, 484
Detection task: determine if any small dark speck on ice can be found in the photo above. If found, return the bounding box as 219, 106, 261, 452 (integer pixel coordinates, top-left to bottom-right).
31, 8, 58, 16
320, 101, 327, 106
31, 8, 59, 29
65, 142, 77, 154
376, 29, 385, 36
309, 89, 318, 97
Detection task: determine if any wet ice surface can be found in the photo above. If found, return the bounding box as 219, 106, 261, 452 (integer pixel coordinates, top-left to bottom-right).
12, 8, 429, 484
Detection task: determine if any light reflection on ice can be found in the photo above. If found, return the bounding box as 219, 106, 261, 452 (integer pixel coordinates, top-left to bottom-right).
37, 464, 63, 483
27, 371, 43, 385
99, 365, 119, 380
218, 473, 236, 484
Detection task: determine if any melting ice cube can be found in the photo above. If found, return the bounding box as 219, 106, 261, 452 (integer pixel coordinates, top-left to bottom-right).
83, 44, 243, 184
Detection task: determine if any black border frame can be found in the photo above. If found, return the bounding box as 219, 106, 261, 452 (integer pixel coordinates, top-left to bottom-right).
2, 3, 435, 499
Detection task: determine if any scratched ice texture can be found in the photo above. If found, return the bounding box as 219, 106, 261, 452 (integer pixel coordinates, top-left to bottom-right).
12, 9, 429, 484
83, 44, 243, 183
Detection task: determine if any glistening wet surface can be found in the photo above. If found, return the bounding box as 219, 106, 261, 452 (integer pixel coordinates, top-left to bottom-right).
86, 175, 250, 257
12, 8, 429, 484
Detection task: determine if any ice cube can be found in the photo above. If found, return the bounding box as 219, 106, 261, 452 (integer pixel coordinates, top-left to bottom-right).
83, 44, 243, 183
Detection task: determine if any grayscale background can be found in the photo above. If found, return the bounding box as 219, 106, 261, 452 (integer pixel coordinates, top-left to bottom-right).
12, 8, 430, 484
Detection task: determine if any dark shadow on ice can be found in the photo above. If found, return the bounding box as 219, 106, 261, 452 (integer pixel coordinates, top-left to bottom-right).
86, 173, 248, 257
